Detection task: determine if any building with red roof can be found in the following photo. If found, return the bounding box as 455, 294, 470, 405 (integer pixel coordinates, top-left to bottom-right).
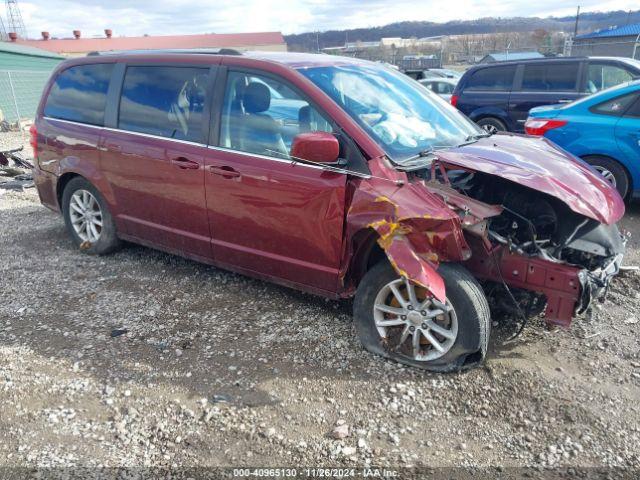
12, 30, 287, 56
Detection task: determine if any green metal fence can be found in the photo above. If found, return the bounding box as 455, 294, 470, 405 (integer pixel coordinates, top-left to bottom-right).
0, 70, 52, 123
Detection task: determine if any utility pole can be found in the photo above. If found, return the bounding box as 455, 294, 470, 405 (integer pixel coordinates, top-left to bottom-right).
573, 6, 580, 37
5, 0, 28, 38
0, 16, 7, 41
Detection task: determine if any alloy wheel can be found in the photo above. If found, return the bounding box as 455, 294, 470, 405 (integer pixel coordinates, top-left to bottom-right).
69, 189, 103, 243
481, 124, 498, 134
373, 277, 458, 361
593, 166, 617, 188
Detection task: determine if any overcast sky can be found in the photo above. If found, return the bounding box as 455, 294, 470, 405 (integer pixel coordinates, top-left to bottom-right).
2, 0, 638, 38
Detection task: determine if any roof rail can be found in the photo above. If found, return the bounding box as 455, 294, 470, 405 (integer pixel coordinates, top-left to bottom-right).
87, 48, 243, 57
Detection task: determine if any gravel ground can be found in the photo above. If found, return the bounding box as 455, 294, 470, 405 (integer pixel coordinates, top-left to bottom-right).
1, 132, 639, 476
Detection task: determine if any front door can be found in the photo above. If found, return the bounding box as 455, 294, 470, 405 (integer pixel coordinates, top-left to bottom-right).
204, 69, 347, 293
100, 64, 212, 259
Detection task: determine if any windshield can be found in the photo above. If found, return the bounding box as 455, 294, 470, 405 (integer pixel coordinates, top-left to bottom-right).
298, 63, 484, 163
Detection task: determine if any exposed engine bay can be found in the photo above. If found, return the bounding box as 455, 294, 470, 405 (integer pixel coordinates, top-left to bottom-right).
447, 170, 625, 269
412, 164, 626, 326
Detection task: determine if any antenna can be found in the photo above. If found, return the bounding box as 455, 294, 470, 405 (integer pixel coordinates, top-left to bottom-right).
5, 0, 28, 39
0, 15, 7, 41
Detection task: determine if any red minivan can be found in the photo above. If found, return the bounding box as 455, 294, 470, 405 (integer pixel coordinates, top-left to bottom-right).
32, 50, 625, 371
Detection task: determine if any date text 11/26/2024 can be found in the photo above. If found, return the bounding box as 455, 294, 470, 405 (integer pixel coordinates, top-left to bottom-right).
232, 468, 399, 478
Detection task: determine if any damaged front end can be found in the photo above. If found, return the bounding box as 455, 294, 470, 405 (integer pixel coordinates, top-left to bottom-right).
344, 152, 626, 328
439, 166, 626, 327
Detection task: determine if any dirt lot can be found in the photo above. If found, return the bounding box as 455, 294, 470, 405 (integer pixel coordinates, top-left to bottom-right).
1, 132, 639, 476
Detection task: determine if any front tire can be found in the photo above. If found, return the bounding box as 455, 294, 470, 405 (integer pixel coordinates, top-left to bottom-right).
62, 177, 121, 255
354, 261, 490, 372
582, 155, 629, 199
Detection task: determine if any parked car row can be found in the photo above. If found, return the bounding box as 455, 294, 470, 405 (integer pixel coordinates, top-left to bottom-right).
431, 56, 640, 199
451, 56, 640, 133
525, 80, 640, 199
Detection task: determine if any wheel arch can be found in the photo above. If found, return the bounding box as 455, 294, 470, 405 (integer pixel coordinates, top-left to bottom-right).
475, 115, 508, 130
56, 172, 82, 208
343, 223, 448, 302
55, 167, 117, 211
343, 227, 386, 292
580, 153, 634, 197
468, 107, 509, 124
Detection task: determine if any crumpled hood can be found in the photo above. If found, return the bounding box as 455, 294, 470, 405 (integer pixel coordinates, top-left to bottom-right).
434, 133, 625, 225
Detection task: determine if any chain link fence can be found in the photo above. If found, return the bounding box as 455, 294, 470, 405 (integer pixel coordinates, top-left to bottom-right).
565, 38, 640, 59
0, 70, 52, 127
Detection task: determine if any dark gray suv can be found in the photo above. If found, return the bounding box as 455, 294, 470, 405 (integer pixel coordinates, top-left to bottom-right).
451, 56, 640, 133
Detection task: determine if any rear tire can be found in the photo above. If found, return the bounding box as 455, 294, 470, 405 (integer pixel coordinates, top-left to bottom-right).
582, 155, 629, 199
354, 261, 491, 372
476, 117, 507, 134
61, 177, 121, 255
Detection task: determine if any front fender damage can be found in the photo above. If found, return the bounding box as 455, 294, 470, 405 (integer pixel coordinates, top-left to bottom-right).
379, 234, 445, 302
343, 154, 625, 333
343, 171, 472, 301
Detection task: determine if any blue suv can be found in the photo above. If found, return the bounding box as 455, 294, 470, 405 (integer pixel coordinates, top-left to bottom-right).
452, 57, 640, 134
525, 80, 640, 199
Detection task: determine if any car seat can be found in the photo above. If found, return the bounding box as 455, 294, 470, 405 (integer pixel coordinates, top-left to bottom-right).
239, 82, 288, 158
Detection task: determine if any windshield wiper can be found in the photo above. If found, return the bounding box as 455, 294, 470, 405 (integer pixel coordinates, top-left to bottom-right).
399, 147, 438, 164
466, 133, 490, 141
456, 132, 491, 148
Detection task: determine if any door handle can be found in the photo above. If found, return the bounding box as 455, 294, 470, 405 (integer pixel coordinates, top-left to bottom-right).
209, 165, 241, 179
171, 156, 200, 170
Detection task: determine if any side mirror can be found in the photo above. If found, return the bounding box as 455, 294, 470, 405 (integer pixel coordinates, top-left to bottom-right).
291, 131, 340, 165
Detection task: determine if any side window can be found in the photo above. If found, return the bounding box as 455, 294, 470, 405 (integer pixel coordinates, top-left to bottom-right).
624, 97, 640, 118
522, 63, 579, 91
44, 63, 113, 126
118, 66, 209, 142
585, 63, 634, 93
590, 93, 637, 116
465, 66, 515, 91
219, 71, 333, 159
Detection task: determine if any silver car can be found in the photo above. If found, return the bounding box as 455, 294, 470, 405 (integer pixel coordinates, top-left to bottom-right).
418, 77, 458, 101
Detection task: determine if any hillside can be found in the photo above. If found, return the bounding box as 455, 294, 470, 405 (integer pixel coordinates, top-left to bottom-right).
285, 9, 640, 51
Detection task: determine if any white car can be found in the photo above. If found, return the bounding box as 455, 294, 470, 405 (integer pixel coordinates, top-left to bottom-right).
418, 78, 458, 101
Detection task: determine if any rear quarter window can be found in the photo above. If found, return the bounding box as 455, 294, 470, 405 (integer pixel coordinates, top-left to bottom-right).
464, 66, 516, 91
590, 92, 638, 116
585, 62, 635, 93
624, 96, 640, 118
44, 63, 114, 126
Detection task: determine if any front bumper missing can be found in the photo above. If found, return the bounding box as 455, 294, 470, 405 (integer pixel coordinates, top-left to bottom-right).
464, 238, 624, 327
575, 253, 624, 316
